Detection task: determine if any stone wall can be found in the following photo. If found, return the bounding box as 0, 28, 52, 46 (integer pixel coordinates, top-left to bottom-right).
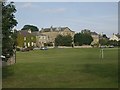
2, 54, 16, 66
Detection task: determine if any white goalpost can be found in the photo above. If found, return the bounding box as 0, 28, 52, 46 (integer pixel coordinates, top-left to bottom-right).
100, 48, 104, 59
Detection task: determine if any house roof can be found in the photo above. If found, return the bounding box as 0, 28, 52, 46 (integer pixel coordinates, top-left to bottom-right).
81, 29, 98, 35
31, 31, 40, 36
115, 33, 120, 38
59, 27, 74, 32
18, 30, 31, 36
41, 28, 58, 32
19, 30, 47, 37
40, 26, 74, 32
91, 32, 98, 35
32, 31, 47, 36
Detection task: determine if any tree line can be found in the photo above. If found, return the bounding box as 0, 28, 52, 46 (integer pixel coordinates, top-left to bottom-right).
55, 33, 93, 46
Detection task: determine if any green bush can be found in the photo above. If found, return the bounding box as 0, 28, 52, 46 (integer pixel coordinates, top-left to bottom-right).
16, 48, 20, 51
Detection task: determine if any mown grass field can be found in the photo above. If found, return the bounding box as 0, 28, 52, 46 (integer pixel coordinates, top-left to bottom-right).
2, 48, 118, 88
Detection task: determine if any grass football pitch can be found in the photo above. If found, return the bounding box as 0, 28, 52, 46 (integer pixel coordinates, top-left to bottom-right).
2, 48, 118, 88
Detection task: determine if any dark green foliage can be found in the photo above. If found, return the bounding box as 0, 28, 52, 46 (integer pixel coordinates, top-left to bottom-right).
74, 33, 83, 46
102, 34, 108, 39
82, 33, 93, 45
99, 38, 109, 45
46, 42, 53, 46
74, 33, 93, 46
21, 25, 39, 32
55, 35, 63, 46
99, 34, 109, 46
2, 2, 18, 61
16, 48, 20, 51
118, 40, 120, 46
55, 35, 73, 46
107, 40, 118, 46
11, 29, 18, 48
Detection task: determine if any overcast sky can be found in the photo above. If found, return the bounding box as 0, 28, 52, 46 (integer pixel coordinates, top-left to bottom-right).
14, 2, 118, 37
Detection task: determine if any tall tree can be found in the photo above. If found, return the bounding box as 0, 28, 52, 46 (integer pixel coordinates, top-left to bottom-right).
74, 33, 93, 46
102, 34, 108, 39
74, 33, 83, 46
99, 34, 109, 45
2, 2, 18, 61
21, 25, 39, 32
55, 35, 73, 46
82, 33, 93, 45
99, 38, 108, 45
55, 35, 63, 46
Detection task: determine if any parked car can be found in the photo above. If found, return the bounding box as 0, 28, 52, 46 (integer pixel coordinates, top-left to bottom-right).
108, 45, 114, 48
40, 46, 48, 50
99, 45, 106, 48
33, 48, 40, 50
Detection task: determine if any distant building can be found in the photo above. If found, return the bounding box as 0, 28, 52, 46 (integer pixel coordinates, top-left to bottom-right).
81, 29, 91, 34
17, 30, 36, 49
91, 32, 99, 45
40, 26, 75, 45
109, 33, 120, 41
32, 31, 48, 47
17, 29, 48, 48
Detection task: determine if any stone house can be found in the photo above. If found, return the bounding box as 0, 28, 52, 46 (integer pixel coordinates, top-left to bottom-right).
32, 31, 48, 47
17, 30, 36, 49
91, 32, 99, 46
40, 26, 75, 46
17, 29, 49, 48
109, 33, 120, 41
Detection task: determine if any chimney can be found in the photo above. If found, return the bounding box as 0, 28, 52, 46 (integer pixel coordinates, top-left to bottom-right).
50, 26, 53, 32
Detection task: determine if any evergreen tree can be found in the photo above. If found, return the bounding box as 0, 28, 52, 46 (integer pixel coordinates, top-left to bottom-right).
21, 25, 39, 32
2, 2, 18, 61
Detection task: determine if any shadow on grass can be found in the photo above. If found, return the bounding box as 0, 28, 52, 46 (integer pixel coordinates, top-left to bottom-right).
2, 65, 14, 79
82, 64, 118, 82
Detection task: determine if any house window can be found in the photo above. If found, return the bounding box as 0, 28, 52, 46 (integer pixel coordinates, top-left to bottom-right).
31, 42, 34, 46
28, 42, 30, 47
24, 37, 26, 41
24, 42, 26, 46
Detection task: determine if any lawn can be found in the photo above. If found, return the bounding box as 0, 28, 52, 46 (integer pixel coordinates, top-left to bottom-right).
2, 48, 118, 88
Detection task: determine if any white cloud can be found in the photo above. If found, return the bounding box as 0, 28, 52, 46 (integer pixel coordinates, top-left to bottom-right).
42, 8, 66, 13
21, 2, 32, 8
